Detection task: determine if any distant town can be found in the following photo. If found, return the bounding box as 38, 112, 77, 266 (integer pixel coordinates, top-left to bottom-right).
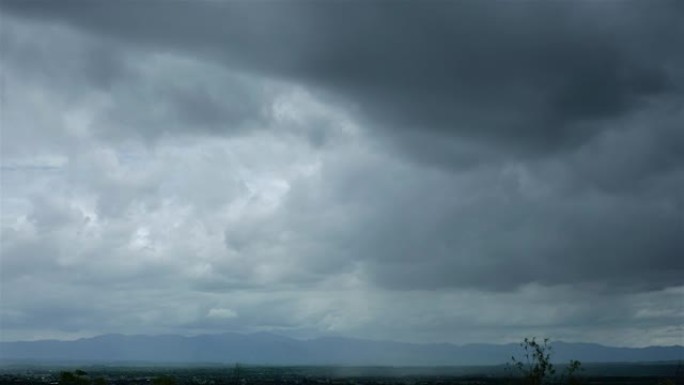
1, 363, 682, 385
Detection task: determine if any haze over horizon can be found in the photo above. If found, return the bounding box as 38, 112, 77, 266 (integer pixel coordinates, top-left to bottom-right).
1, 0, 683, 349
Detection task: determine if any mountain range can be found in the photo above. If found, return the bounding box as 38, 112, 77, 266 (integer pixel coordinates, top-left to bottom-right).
1, 333, 682, 365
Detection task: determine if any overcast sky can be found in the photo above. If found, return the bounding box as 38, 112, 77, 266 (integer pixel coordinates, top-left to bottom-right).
1, 1, 683, 347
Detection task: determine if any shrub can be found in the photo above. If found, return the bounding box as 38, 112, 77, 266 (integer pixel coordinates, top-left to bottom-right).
509, 337, 582, 385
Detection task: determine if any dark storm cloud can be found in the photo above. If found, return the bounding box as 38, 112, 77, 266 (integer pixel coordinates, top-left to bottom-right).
3, 0, 682, 161
4, 0, 681, 291
2, 0, 683, 345
271, 147, 684, 292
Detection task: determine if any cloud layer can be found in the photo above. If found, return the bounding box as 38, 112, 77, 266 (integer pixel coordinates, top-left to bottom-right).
1, 1, 683, 346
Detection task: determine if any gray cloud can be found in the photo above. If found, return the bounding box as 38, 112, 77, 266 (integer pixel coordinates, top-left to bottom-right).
3, 1, 682, 159
1, 2, 682, 346
256, 145, 684, 292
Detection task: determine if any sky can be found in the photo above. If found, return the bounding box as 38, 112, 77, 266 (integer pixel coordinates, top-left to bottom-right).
0, 1, 683, 347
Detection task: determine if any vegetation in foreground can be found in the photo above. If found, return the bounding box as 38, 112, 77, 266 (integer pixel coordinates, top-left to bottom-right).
508, 337, 582, 385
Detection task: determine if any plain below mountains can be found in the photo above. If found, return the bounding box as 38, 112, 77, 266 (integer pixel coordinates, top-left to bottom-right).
1, 333, 682, 365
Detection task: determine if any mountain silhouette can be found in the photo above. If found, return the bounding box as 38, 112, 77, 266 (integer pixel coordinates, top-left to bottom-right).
1, 333, 682, 365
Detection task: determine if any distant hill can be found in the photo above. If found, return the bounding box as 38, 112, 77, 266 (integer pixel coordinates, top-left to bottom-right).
1, 333, 682, 365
